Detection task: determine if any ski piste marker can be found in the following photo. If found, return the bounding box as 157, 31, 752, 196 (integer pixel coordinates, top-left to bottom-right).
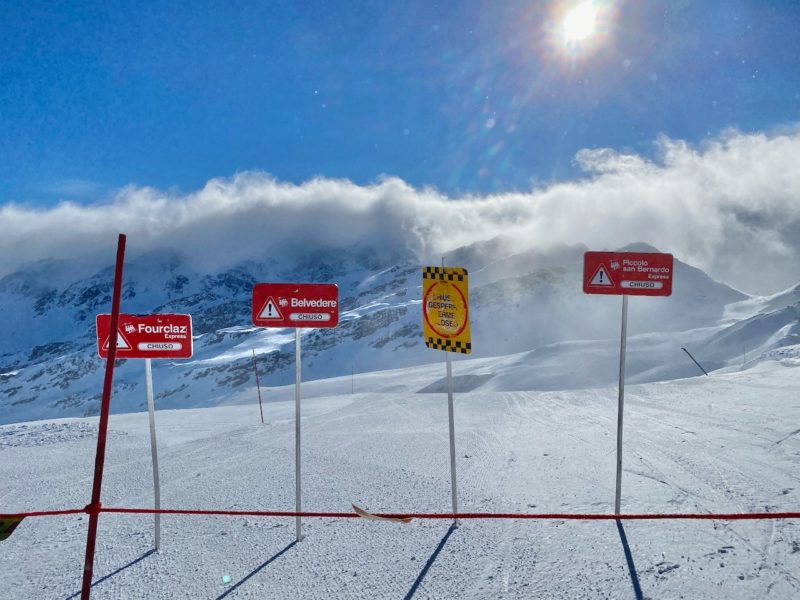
351, 504, 413, 524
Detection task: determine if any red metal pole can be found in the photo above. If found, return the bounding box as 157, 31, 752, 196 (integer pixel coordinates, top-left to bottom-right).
80, 234, 126, 600
253, 349, 264, 424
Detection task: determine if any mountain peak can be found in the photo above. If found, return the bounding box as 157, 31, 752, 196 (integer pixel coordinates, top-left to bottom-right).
616, 242, 662, 253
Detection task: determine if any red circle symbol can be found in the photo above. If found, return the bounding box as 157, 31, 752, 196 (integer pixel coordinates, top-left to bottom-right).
423, 280, 468, 339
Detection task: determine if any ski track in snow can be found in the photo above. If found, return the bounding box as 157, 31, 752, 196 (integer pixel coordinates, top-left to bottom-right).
1, 365, 800, 599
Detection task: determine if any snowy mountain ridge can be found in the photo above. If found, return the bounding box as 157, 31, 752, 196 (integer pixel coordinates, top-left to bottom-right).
0, 238, 797, 425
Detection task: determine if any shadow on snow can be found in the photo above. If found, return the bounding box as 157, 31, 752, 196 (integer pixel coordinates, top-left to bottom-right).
64, 549, 156, 600
215, 540, 297, 599
404, 523, 458, 600
616, 519, 644, 600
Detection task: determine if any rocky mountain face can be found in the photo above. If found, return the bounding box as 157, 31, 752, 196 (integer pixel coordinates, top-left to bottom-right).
0, 238, 795, 425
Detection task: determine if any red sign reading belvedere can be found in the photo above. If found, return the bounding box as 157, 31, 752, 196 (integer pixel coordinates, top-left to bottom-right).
583, 251, 674, 296
252, 283, 339, 328
96, 314, 194, 359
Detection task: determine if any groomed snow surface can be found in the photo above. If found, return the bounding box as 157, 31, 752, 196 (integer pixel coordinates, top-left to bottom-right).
2, 359, 799, 599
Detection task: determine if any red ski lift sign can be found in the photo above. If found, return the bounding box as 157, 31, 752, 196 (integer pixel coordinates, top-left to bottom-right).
252, 283, 339, 328
583, 251, 674, 296
96, 313, 194, 359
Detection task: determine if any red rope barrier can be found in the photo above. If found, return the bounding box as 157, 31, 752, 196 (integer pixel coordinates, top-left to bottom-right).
1, 509, 84, 519
3, 507, 800, 521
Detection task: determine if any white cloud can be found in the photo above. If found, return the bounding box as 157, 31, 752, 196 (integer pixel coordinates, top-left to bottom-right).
2, 128, 800, 294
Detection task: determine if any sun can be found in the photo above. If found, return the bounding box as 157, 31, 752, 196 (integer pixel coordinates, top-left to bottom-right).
562, 1, 598, 44
542, 0, 616, 65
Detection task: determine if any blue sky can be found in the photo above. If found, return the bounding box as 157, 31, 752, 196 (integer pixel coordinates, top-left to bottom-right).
1, 0, 799, 205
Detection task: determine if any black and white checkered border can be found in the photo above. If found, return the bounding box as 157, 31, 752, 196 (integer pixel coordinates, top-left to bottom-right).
425, 337, 471, 354
422, 266, 468, 282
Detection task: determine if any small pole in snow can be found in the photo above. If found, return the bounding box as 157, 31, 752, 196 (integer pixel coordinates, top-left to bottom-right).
681, 347, 709, 376
351, 364, 354, 395
252, 349, 264, 424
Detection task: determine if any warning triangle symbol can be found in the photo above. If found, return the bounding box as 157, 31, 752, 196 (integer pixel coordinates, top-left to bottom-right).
257, 297, 283, 320
102, 330, 132, 351
589, 264, 614, 286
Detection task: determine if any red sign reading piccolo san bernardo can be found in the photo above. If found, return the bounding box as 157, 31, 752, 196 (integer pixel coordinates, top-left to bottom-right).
583, 251, 674, 296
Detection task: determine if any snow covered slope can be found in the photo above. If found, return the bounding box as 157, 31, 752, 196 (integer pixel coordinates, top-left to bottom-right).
1, 360, 799, 599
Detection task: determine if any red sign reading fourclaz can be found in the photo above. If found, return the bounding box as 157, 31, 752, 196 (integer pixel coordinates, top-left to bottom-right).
96, 314, 194, 359
583, 251, 674, 296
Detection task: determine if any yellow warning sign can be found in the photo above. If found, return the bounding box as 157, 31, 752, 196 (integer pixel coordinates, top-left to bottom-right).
422, 267, 471, 354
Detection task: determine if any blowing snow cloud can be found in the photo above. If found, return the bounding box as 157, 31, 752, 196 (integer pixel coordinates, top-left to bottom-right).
2, 129, 800, 294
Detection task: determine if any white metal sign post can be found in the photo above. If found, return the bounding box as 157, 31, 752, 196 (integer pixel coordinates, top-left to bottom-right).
144, 358, 162, 549
614, 296, 628, 514
443, 259, 459, 527
252, 283, 339, 543
295, 330, 302, 541
582, 251, 673, 514
445, 348, 458, 526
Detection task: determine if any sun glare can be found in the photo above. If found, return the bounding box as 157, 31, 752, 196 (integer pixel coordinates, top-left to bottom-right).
562, 2, 598, 43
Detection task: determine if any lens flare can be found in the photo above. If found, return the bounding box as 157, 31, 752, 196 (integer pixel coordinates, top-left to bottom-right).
537, 0, 618, 70
563, 2, 598, 43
